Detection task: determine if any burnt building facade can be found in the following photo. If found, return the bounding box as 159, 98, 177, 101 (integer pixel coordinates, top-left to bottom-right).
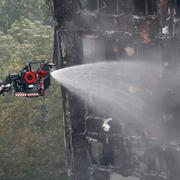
49, 0, 180, 180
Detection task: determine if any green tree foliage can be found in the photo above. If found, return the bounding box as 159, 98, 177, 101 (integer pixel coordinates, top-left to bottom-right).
0, 0, 52, 32
0, 17, 53, 75
0, 1, 67, 179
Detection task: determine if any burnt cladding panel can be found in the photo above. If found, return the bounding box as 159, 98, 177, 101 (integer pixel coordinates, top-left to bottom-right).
68, 93, 86, 133
72, 135, 91, 180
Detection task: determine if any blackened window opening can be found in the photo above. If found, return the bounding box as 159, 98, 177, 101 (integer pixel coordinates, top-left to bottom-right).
176, 0, 180, 17
147, 0, 157, 15
134, 0, 146, 15
134, 0, 157, 15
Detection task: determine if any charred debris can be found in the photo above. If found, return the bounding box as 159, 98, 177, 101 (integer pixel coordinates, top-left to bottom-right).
49, 0, 180, 180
